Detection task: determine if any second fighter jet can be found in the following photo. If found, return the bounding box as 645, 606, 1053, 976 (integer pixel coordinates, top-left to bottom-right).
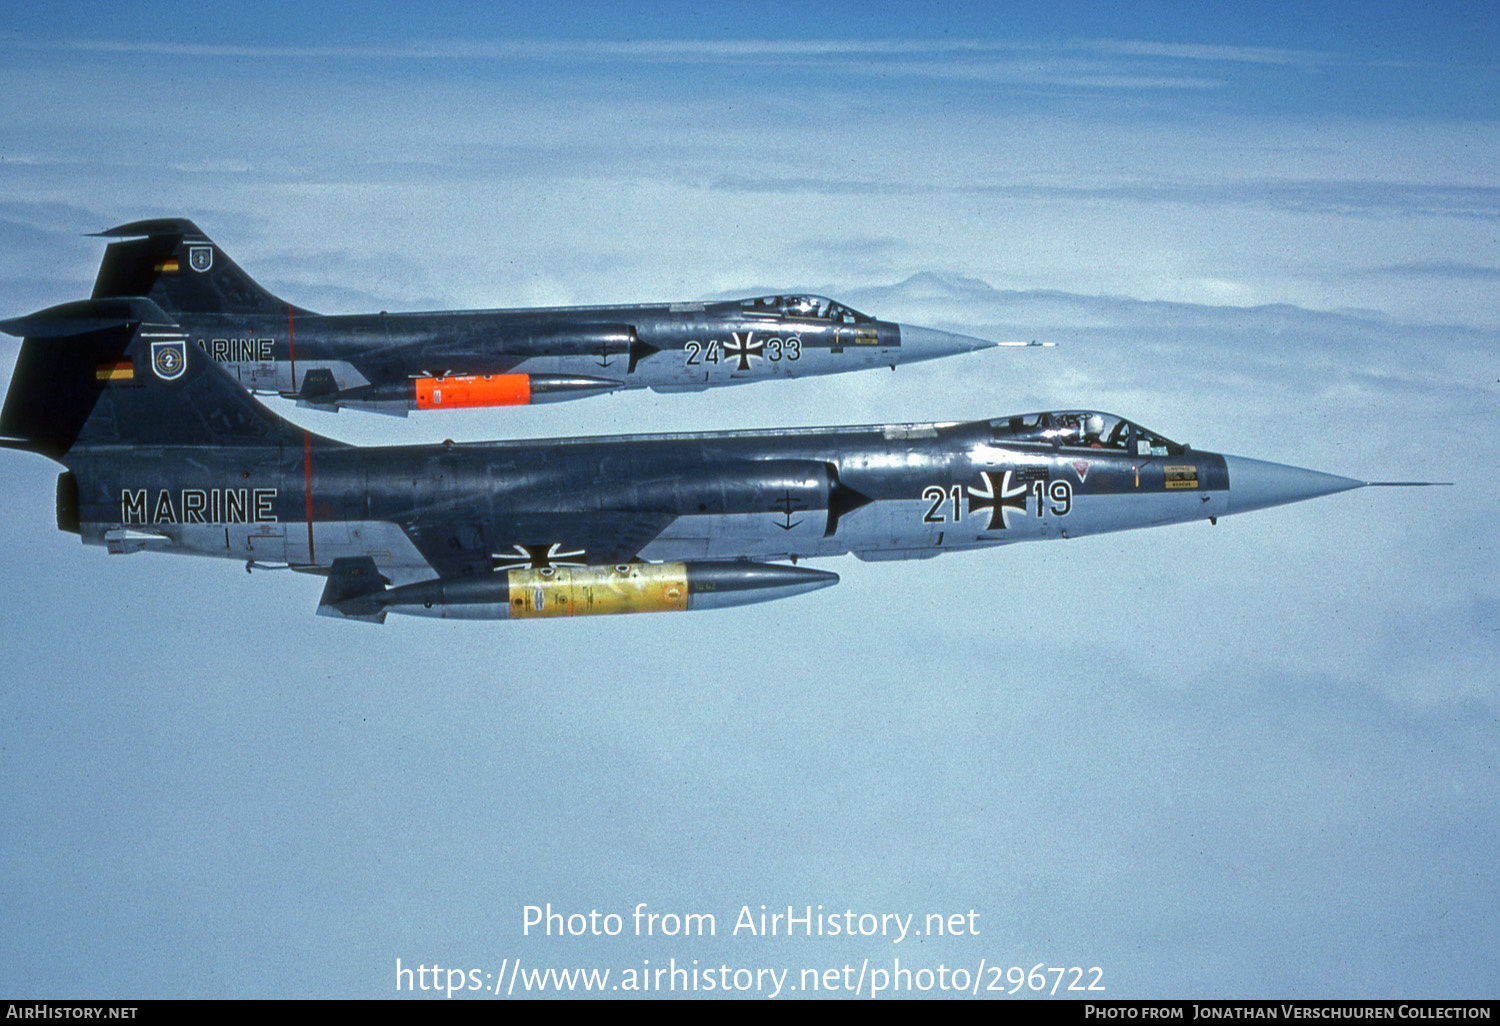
1, 218, 1003, 416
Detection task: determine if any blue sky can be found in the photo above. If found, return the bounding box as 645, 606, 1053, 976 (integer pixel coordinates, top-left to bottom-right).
0, 1, 1496, 1000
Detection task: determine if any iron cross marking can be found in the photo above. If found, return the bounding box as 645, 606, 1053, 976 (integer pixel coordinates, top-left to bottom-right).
966, 470, 1028, 530
490, 543, 588, 571
725, 331, 764, 371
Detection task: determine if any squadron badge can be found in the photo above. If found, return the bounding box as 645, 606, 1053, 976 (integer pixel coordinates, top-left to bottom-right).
151, 340, 188, 381
188, 245, 213, 272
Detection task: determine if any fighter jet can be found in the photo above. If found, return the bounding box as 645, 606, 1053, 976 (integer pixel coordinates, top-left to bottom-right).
0, 304, 1439, 622
0, 218, 1002, 416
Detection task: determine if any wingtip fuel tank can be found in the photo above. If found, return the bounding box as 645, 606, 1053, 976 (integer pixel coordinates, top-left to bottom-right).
317, 558, 840, 623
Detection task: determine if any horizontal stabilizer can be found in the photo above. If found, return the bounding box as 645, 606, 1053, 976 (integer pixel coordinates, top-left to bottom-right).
0, 297, 176, 339
92, 218, 209, 240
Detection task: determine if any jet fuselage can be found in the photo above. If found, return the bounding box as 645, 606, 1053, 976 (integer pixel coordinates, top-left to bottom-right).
168, 297, 913, 412
35, 218, 993, 415
64, 412, 1258, 592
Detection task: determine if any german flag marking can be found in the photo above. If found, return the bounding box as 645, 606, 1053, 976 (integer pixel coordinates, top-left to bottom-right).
95, 360, 134, 382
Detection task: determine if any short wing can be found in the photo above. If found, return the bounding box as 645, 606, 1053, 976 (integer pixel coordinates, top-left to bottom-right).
401, 511, 677, 579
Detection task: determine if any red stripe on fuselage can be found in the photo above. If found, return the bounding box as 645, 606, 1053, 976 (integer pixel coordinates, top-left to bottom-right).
303, 430, 315, 564
288, 306, 297, 391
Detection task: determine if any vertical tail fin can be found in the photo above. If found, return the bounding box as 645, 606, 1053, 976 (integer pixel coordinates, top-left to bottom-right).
1, 297, 303, 460
90, 218, 305, 316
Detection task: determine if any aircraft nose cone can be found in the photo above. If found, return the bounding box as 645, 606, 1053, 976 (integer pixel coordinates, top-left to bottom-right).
896, 324, 995, 362
1222, 454, 1365, 516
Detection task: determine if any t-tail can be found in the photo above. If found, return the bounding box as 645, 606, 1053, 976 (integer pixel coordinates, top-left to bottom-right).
0, 296, 307, 461
89, 218, 305, 316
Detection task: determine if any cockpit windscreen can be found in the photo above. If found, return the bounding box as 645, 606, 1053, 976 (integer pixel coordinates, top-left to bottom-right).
989, 411, 1184, 457
740, 295, 872, 323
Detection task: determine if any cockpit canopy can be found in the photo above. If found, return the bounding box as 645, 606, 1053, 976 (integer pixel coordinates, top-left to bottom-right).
988, 411, 1185, 457
740, 295, 872, 324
